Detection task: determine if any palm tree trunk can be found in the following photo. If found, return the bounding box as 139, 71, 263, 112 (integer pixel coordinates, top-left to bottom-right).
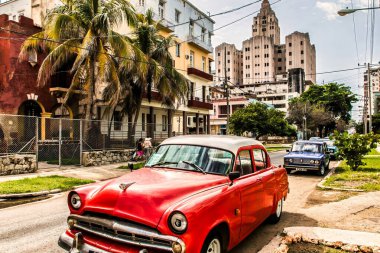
84, 57, 96, 143
131, 96, 143, 146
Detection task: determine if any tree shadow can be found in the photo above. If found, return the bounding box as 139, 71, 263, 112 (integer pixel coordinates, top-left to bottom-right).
230, 212, 319, 253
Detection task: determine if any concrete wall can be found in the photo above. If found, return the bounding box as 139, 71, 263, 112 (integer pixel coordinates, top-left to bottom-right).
82, 150, 134, 167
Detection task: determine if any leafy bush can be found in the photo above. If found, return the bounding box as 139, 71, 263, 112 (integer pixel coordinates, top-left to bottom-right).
332, 131, 379, 171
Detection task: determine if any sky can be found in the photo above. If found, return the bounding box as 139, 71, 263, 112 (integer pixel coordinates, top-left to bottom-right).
190, 0, 380, 122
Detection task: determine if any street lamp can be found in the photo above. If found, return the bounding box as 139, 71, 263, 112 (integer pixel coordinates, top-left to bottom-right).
338, 6, 380, 16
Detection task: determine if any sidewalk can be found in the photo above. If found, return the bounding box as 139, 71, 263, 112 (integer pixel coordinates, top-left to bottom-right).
0, 162, 139, 183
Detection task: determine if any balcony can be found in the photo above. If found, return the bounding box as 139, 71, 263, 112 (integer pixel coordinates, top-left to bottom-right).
187, 67, 213, 81
188, 98, 213, 110
186, 35, 213, 53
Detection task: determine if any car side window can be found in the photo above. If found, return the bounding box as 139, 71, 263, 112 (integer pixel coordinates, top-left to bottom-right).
253, 149, 267, 171
236, 150, 253, 176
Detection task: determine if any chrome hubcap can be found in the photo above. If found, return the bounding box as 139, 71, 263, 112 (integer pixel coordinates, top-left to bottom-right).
276, 198, 283, 217
207, 238, 221, 253
321, 166, 325, 175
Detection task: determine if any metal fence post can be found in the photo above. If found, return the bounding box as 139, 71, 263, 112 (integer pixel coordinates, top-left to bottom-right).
80, 119, 83, 166
59, 118, 62, 168
35, 117, 39, 171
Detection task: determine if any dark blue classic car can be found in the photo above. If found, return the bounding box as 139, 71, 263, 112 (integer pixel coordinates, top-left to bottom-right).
284, 141, 330, 176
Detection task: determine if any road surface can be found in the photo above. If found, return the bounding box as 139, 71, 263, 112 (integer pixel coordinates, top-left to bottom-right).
0, 151, 323, 253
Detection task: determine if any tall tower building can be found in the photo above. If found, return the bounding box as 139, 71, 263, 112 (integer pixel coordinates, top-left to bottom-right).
214, 0, 317, 113
252, 0, 280, 45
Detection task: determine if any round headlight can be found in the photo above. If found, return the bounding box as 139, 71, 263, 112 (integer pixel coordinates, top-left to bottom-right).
315, 160, 320, 164
70, 193, 82, 210
289, 159, 293, 163
310, 160, 314, 164
169, 212, 188, 234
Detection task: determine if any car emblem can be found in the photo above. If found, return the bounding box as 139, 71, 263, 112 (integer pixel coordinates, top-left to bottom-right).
119, 182, 135, 191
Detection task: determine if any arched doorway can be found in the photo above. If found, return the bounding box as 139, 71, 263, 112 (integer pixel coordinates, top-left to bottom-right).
18, 100, 43, 142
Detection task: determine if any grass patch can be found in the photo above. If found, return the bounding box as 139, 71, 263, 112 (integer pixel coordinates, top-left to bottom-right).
0, 176, 94, 194
117, 162, 145, 170
368, 148, 380, 155
324, 158, 380, 191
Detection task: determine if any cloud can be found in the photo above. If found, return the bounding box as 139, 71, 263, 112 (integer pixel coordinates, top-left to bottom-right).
316, 0, 370, 20
316, 1, 341, 20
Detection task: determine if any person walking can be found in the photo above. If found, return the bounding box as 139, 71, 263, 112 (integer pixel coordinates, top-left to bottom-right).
143, 137, 153, 157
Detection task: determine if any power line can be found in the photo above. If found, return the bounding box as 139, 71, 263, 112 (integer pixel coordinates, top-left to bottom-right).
168, 0, 263, 29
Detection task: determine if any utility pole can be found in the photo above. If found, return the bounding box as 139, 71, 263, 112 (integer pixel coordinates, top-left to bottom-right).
224, 46, 230, 135
368, 63, 373, 132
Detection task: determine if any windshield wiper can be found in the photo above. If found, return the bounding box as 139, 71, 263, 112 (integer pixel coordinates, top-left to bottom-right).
150, 161, 177, 167
181, 161, 206, 174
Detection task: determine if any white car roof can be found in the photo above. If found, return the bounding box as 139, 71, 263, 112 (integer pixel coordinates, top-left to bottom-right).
160, 135, 264, 154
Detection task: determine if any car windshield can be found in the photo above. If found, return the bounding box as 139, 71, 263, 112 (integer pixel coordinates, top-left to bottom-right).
145, 144, 234, 175
292, 143, 322, 153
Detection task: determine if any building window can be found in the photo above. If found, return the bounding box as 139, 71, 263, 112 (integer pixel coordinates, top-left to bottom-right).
278, 67, 282, 71
113, 111, 122, 131
218, 52, 220, 56
300, 41, 303, 45
189, 21, 194, 36
278, 58, 282, 62
139, 0, 144, 6
262, 28, 266, 32
289, 42, 292, 47
202, 56, 206, 72
142, 113, 146, 131
189, 51, 194, 67
227, 60, 230, 63
175, 43, 181, 57
277, 49, 282, 53
162, 115, 168, 131
289, 61, 292, 65
289, 52, 292, 56
227, 51, 230, 55
175, 9, 181, 23
264, 44, 269, 49
158, 0, 165, 19
301, 60, 304, 64
200, 28, 206, 42
301, 50, 304, 55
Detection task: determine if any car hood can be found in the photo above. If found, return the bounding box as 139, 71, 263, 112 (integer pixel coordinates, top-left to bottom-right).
284, 152, 324, 159
82, 167, 229, 228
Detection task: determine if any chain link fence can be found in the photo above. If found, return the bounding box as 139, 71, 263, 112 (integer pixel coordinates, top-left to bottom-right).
0, 114, 174, 168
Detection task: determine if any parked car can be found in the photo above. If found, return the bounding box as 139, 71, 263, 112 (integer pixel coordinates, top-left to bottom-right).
309, 137, 321, 141
320, 138, 339, 160
58, 136, 289, 253
284, 140, 330, 176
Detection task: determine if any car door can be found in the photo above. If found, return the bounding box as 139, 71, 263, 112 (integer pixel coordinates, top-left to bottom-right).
323, 143, 330, 165
252, 148, 277, 218
233, 147, 265, 239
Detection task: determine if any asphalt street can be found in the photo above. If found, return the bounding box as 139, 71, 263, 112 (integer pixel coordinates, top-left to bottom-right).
0, 151, 321, 253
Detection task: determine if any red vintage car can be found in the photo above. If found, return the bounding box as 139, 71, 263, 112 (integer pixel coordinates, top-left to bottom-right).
59, 136, 289, 253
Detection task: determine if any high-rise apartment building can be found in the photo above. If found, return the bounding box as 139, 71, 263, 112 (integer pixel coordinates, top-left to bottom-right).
215, 43, 243, 86
214, 0, 316, 113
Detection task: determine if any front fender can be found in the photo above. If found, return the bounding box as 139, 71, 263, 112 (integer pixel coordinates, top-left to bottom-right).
157, 183, 241, 252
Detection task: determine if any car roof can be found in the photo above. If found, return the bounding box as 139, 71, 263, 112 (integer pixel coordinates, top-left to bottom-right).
294, 140, 325, 145
161, 135, 264, 154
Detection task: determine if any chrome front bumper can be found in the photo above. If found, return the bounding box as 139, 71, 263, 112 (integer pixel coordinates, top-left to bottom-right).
59, 232, 110, 253
284, 165, 320, 171
60, 214, 186, 253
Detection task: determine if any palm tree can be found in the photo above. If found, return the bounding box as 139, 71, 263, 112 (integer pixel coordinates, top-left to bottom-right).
19, 0, 142, 127
105, 9, 188, 144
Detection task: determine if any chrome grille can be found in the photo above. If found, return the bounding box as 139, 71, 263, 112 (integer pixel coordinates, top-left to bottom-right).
68, 214, 184, 252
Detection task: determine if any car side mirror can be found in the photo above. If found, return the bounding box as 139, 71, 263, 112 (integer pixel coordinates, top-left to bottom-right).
229, 171, 241, 183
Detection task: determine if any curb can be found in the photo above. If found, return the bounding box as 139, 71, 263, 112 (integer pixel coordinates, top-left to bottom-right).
316, 161, 365, 192
0, 189, 62, 199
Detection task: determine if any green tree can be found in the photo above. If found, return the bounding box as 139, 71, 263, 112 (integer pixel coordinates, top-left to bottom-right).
372, 113, 380, 134
300, 83, 358, 122
333, 131, 378, 171
229, 102, 296, 138
19, 0, 140, 125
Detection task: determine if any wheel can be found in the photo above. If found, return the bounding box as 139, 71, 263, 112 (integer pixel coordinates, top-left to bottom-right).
268, 197, 283, 224
201, 232, 223, 253
318, 163, 326, 176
